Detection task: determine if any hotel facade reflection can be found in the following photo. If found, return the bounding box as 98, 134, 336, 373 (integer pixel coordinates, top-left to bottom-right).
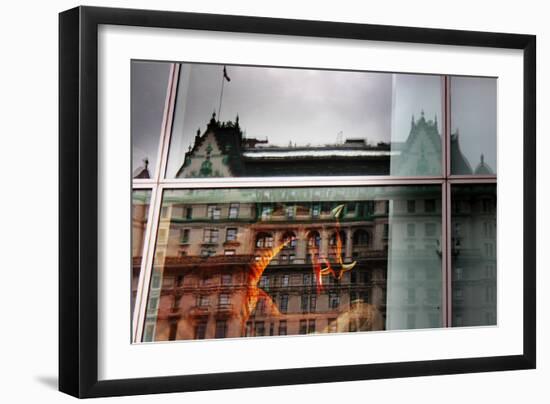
138, 185, 442, 341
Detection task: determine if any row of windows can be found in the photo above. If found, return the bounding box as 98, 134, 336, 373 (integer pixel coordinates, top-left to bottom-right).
165, 310, 455, 341
152, 273, 235, 289
406, 222, 438, 237
176, 223, 451, 250
453, 198, 496, 214
163, 198, 493, 223
194, 294, 232, 308
158, 270, 381, 290
177, 228, 378, 248
187, 312, 411, 340
197, 242, 440, 260
258, 272, 374, 288
454, 265, 496, 281
453, 221, 496, 238
174, 292, 340, 314
163, 200, 393, 222
153, 271, 378, 290
244, 320, 288, 337
255, 230, 373, 248
162, 203, 241, 221
453, 285, 496, 303
277, 293, 340, 312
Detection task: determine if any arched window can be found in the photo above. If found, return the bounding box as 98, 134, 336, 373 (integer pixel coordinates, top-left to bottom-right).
329, 230, 346, 246
282, 231, 297, 248
353, 229, 370, 246
307, 231, 321, 248
255, 232, 274, 248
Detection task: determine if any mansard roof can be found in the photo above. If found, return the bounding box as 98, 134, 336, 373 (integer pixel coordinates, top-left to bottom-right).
176, 113, 394, 177
450, 130, 473, 175
176, 113, 247, 178
175, 111, 479, 178
404, 111, 441, 155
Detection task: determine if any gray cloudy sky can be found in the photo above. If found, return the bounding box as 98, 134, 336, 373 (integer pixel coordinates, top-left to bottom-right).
131, 61, 170, 176
450, 77, 497, 172
131, 61, 495, 178
179, 64, 393, 145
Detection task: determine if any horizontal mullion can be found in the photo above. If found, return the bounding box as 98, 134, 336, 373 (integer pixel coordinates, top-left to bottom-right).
133, 177, 496, 189
131, 182, 156, 189
156, 176, 446, 189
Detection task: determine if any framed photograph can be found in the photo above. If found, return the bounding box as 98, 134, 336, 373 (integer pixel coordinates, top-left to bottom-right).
59, 6, 536, 398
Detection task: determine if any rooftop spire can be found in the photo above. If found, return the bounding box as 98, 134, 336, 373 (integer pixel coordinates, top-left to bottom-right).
207, 111, 218, 130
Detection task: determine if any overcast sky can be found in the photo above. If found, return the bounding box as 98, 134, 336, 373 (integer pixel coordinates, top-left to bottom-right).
131, 61, 495, 177
131, 61, 170, 176
450, 77, 497, 172
178, 64, 395, 145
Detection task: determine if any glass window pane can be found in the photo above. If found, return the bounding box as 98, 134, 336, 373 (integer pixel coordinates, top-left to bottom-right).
132, 189, 151, 316
140, 185, 442, 342
451, 184, 497, 326
385, 187, 443, 330
166, 63, 442, 178
132, 61, 171, 179
450, 76, 497, 175
389, 74, 443, 176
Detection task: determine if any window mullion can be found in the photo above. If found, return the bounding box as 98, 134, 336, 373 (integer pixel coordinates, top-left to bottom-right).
132, 63, 179, 342
442, 75, 451, 327
443, 181, 452, 327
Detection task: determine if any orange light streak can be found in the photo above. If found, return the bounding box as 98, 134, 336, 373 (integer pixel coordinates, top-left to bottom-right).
241, 238, 292, 329
316, 204, 357, 287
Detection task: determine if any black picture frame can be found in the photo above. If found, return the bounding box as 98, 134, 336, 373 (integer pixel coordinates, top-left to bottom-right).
59, 5, 536, 398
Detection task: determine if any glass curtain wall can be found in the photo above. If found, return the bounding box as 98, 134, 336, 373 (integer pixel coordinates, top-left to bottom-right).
131, 61, 497, 343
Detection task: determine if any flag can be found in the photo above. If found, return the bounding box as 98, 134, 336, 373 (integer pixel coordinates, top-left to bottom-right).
223, 66, 231, 82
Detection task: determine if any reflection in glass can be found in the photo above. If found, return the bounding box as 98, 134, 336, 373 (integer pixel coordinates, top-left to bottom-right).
141, 185, 442, 342
165, 63, 442, 178
450, 77, 497, 175
132, 190, 151, 316
389, 74, 442, 176
451, 185, 497, 326
386, 189, 443, 329
132, 61, 170, 179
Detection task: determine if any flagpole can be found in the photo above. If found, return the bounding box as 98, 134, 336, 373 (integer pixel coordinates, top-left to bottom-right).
217, 68, 225, 122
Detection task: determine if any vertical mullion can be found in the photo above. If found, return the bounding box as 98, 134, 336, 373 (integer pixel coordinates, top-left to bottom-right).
444, 76, 451, 178
444, 182, 452, 327
440, 184, 447, 327
443, 76, 453, 327
132, 63, 179, 342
